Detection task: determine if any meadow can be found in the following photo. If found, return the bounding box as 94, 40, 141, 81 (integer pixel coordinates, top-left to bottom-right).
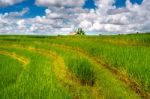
0, 33, 150, 99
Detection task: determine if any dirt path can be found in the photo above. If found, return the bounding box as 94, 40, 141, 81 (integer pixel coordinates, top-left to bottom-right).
51, 43, 150, 99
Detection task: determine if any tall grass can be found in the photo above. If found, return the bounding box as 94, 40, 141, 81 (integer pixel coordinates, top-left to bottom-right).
0, 54, 22, 90
0, 47, 71, 99
39, 35, 150, 92
0, 34, 149, 98
66, 56, 95, 85
37, 43, 140, 98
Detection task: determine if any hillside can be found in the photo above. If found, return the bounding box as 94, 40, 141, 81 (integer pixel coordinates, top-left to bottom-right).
0, 34, 150, 99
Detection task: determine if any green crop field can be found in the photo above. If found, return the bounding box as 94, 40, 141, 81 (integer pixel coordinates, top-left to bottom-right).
0, 33, 150, 99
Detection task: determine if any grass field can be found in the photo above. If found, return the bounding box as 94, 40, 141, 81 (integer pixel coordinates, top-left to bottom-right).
0, 33, 150, 99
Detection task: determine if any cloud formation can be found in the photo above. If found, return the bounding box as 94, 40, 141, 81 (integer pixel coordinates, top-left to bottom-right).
0, 0, 23, 6
2, 7, 29, 18
0, 0, 150, 35
36, 0, 85, 7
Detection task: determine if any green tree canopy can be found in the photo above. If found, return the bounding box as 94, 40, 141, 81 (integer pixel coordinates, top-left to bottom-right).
76, 28, 85, 35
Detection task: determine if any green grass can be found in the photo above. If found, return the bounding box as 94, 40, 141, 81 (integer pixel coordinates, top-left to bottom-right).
0, 54, 23, 90
0, 33, 150, 99
0, 47, 70, 99
57, 47, 140, 99
31, 43, 140, 98
37, 34, 150, 93
66, 56, 95, 85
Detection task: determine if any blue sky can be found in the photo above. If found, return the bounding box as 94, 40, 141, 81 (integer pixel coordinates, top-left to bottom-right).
0, 0, 46, 18
0, 0, 143, 18
0, 0, 149, 35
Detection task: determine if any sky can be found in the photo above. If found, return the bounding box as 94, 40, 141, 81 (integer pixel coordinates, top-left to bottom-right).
0, 0, 149, 35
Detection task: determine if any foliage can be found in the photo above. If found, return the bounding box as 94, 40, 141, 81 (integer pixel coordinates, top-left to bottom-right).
76, 28, 85, 35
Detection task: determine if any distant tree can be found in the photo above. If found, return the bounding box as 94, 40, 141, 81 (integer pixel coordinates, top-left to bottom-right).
57, 34, 62, 36
76, 28, 85, 35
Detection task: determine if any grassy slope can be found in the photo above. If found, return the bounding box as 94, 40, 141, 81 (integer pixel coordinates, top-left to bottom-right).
0, 33, 150, 98
0, 47, 70, 99
41, 34, 150, 93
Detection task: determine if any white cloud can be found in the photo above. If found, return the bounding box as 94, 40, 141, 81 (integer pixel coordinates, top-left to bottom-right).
0, 0, 150, 35
17, 19, 25, 29
90, 22, 103, 31
0, 0, 23, 6
79, 20, 92, 29
3, 7, 29, 18
35, 0, 85, 7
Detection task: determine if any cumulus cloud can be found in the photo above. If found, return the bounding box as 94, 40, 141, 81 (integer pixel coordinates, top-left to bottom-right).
34, 0, 150, 34
3, 7, 29, 18
0, 0, 150, 35
0, 0, 23, 6
35, 0, 85, 7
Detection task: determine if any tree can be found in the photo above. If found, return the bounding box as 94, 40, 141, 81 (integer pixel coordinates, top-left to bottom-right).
76, 28, 85, 35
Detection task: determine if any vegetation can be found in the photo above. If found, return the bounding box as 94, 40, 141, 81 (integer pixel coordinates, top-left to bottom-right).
0, 33, 150, 99
76, 28, 85, 35
66, 56, 95, 85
